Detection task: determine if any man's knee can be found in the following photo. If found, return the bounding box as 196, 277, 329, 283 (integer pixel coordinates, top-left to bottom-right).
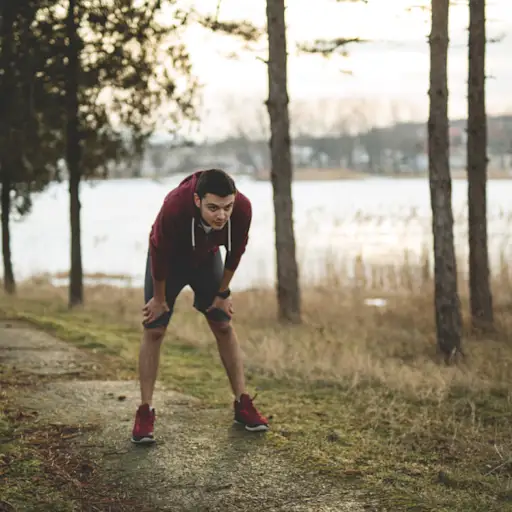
208, 319, 232, 337
143, 325, 166, 343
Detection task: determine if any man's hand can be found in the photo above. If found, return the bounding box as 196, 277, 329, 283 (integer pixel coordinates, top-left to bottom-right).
207, 295, 234, 320
142, 297, 170, 325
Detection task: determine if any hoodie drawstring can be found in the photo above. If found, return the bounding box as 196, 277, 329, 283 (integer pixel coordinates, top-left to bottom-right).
191, 217, 231, 254
227, 218, 231, 253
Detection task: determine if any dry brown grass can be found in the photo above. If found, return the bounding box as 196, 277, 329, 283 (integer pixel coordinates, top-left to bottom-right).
3, 254, 512, 510
254, 166, 512, 181
255, 167, 367, 181
12, 251, 512, 403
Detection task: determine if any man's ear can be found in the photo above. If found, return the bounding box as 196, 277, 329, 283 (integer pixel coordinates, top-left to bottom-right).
193, 193, 200, 208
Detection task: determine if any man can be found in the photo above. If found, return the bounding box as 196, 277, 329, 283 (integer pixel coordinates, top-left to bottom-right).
132, 169, 269, 444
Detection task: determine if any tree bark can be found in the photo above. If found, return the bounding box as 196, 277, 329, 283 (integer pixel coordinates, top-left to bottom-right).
1, 176, 15, 295
428, 0, 462, 359
467, 0, 493, 327
66, 0, 83, 307
265, 0, 301, 323
0, 1, 16, 294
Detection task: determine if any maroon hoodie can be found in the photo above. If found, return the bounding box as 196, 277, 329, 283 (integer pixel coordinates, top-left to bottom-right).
149, 171, 252, 281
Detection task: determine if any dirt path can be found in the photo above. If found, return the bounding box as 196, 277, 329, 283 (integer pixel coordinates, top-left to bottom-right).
0, 321, 364, 512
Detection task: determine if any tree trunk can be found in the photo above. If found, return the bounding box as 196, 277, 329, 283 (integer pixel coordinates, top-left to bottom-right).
467, 0, 493, 327
428, 0, 462, 360
66, 0, 83, 307
1, 176, 15, 295
0, 1, 16, 295
265, 0, 301, 323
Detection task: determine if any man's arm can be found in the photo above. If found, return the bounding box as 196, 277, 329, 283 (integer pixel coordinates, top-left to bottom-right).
149, 196, 179, 302
152, 278, 166, 303
222, 195, 252, 292
218, 268, 235, 293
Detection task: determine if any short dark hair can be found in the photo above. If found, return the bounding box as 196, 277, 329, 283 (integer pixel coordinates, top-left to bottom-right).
195, 169, 236, 199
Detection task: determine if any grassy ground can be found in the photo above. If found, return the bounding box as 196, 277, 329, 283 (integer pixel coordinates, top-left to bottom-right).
0, 374, 141, 512
1, 265, 512, 511
253, 167, 512, 181
255, 167, 368, 181
0, 334, 148, 511
0, 373, 78, 512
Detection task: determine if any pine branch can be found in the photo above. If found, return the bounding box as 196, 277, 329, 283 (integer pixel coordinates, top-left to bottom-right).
298, 37, 366, 57
197, 15, 262, 42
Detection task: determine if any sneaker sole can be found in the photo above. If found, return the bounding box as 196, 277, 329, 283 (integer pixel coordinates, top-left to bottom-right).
234, 420, 269, 432
131, 436, 156, 444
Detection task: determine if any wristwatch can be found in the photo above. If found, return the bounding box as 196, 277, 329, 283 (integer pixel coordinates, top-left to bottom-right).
216, 288, 231, 299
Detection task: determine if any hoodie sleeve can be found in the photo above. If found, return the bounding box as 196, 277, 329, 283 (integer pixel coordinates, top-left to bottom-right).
149, 194, 180, 281
224, 194, 252, 272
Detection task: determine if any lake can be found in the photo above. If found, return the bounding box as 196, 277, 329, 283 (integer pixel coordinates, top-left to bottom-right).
6, 175, 512, 290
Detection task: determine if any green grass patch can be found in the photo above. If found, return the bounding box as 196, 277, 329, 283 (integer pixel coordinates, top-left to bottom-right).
2, 290, 512, 511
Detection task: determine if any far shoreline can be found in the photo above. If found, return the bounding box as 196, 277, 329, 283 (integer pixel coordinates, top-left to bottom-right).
254, 167, 512, 181
91, 168, 512, 183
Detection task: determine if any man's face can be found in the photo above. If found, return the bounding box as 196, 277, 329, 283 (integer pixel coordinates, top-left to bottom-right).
194, 192, 235, 230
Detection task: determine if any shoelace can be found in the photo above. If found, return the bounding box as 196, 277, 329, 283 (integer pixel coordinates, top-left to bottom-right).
244, 394, 266, 421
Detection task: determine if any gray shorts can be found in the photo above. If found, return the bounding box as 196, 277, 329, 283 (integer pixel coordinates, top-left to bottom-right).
143, 249, 230, 329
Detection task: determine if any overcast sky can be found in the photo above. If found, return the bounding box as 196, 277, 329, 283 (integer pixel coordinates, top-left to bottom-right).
169, 0, 512, 140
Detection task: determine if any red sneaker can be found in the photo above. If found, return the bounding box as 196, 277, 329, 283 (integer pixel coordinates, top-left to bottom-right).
234, 393, 269, 432
131, 404, 156, 444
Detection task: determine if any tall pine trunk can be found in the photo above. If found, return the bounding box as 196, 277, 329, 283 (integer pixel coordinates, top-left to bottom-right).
0, 2, 16, 295
265, 0, 301, 323
467, 0, 493, 327
1, 176, 15, 295
428, 0, 462, 360
66, 0, 83, 307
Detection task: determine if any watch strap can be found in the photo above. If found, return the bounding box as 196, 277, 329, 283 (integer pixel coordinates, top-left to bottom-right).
216, 288, 231, 299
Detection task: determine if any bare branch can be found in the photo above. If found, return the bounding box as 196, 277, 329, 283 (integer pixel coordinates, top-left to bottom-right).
298, 37, 366, 57
197, 16, 262, 42
215, 0, 222, 21
488, 32, 506, 44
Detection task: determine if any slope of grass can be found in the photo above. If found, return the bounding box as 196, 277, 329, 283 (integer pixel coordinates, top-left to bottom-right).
1, 270, 512, 511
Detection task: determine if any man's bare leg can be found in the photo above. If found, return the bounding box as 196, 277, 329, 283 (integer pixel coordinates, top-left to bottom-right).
138, 326, 166, 405
208, 320, 245, 399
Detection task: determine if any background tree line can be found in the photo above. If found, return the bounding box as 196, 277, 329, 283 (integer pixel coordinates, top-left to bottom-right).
124, 112, 512, 180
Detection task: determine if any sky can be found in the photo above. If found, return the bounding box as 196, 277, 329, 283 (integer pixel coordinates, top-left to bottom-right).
168, 0, 512, 140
